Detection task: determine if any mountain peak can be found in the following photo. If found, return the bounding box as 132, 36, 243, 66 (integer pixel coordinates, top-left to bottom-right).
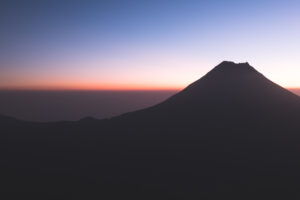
212, 61, 257, 74
218, 61, 250, 66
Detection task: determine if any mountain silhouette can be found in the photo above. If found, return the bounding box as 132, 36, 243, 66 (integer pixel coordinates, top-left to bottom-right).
115, 61, 300, 126
1, 61, 300, 199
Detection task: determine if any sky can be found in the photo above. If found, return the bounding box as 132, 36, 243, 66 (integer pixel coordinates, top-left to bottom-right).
0, 0, 300, 90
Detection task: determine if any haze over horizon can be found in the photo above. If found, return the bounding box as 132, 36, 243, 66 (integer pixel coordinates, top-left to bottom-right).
1, 0, 300, 90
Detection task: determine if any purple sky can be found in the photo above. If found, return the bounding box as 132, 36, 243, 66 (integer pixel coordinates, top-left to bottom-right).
1, 0, 299, 90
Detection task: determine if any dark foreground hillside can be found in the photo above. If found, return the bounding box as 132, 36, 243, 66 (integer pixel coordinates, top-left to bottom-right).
1, 61, 300, 199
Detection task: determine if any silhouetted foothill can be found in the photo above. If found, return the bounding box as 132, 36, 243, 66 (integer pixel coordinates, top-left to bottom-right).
79, 116, 98, 122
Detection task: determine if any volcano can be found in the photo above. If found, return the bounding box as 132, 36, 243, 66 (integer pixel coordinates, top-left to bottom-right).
1, 61, 300, 198
115, 61, 300, 127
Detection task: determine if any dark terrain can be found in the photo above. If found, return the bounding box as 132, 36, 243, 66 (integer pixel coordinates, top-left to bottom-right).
1, 61, 300, 199
0, 90, 177, 121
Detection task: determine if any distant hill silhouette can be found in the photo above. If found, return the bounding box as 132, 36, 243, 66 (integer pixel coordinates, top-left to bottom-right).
1, 61, 300, 199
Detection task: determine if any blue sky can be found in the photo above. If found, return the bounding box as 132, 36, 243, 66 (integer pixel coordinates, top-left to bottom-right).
1, 0, 300, 89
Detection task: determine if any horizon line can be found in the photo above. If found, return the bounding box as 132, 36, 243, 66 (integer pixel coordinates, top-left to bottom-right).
0, 88, 183, 92
0, 87, 300, 92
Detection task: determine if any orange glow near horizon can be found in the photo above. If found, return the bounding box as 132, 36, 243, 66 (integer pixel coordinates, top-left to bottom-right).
0, 83, 184, 91
0, 65, 299, 91
1, 83, 299, 92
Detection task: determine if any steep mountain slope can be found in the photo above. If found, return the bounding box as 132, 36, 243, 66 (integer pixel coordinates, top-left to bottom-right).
117, 61, 300, 120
